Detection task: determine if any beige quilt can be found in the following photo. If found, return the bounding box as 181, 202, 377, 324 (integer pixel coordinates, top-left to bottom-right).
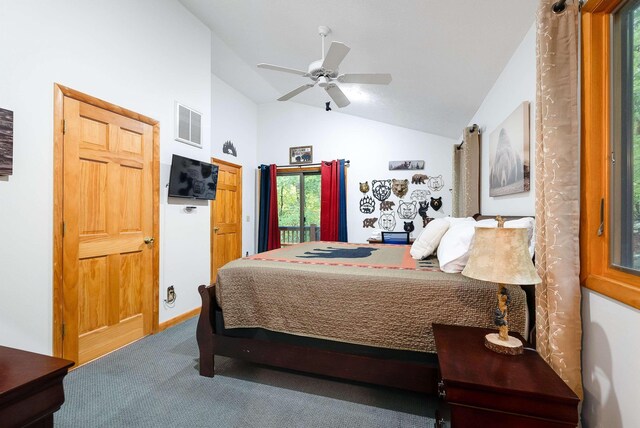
215, 242, 527, 353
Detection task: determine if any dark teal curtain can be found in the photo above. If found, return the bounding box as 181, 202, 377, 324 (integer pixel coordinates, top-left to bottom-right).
338, 159, 348, 242
257, 164, 281, 253
257, 165, 271, 253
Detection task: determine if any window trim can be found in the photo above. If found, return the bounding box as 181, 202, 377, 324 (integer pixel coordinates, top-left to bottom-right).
581, 0, 640, 309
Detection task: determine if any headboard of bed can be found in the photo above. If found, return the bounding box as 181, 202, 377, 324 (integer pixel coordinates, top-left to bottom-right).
473, 214, 535, 222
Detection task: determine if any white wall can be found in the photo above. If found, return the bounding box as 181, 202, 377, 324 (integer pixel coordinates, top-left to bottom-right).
0, 0, 212, 353
211, 74, 259, 256
582, 291, 640, 428
258, 102, 456, 244
467, 23, 536, 216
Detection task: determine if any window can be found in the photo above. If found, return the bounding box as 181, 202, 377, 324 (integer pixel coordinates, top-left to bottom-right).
612, 0, 640, 272
276, 170, 321, 245
582, 0, 640, 309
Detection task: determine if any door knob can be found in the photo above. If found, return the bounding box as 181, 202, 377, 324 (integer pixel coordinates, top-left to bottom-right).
214, 227, 219, 233
144, 237, 155, 244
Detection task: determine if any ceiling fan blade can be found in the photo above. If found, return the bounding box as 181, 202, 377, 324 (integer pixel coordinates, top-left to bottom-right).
321, 42, 351, 72
325, 84, 351, 108
257, 63, 309, 76
338, 73, 392, 85
277, 83, 315, 101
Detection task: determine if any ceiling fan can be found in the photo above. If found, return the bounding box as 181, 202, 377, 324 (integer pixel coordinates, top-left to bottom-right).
257, 26, 392, 108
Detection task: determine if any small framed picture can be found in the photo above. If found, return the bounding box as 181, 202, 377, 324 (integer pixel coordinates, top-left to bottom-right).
0, 108, 13, 176
388, 160, 425, 170
289, 145, 313, 164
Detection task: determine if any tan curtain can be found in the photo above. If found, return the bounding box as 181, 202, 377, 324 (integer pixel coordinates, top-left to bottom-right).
452, 125, 480, 217
535, 0, 582, 398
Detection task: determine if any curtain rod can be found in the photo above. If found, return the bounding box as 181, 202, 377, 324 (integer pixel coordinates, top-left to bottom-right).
258, 160, 350, 169
457, 124, 479, 150
552, 0, 583, 13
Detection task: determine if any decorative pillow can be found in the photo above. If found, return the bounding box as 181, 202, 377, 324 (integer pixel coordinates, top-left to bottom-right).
436, 218, 477, 273
410, 218, 450, 260
475, 217, 535, 257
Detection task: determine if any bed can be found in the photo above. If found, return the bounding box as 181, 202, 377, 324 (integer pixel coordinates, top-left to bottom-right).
197, 240, 529, 394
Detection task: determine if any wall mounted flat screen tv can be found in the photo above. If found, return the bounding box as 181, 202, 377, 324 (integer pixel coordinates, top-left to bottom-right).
168, 154, 219, 200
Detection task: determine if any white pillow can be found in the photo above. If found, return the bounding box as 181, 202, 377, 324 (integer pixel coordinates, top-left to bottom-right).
475, 217, 535, 257
410, 218, 450, 260
437, 219, 477, 273
445, 216, 477, 226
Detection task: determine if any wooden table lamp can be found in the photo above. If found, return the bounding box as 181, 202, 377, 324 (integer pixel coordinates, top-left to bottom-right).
462, 217, 541, 355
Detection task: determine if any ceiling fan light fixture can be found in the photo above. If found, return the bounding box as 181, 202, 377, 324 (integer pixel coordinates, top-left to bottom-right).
318, 76, 329, 88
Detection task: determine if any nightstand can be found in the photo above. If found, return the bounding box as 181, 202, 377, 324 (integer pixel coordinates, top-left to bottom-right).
0, 346, 74, 427
432, 324, 579, 428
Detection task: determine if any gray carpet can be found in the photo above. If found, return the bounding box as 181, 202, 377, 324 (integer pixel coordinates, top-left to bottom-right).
56, 318, 435, 427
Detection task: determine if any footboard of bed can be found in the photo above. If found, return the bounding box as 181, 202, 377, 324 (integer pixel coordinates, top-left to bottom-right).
196, 284, 216, 377
213, 334, 440, 394
196, 283, 438, 393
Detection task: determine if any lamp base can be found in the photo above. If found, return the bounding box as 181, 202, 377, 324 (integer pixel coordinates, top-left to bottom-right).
484, 333, 523, 355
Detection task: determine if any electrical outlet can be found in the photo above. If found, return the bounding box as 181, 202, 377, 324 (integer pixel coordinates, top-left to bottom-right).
165, 285, 177, 305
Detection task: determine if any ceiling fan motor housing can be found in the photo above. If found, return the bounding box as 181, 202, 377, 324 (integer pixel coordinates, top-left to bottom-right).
308, 60, 339, 81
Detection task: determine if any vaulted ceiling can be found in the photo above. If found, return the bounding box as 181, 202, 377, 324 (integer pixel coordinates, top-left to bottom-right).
179, 0, 538, 138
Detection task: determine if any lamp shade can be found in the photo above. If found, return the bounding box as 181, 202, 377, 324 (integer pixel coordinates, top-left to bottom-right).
462, 227, 541, 285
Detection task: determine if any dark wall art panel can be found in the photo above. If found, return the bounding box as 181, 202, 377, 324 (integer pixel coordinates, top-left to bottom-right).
0, 108, 13, 176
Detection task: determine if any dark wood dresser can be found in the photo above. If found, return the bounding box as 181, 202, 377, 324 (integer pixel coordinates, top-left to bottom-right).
0, 346, 74, 427
432, 324, 579, 428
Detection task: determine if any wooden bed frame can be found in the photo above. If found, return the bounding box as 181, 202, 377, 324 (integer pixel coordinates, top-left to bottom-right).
196, 284, 440, 394
196, 215, 534, 394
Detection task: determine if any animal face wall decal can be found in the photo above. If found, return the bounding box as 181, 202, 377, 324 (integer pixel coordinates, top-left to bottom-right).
427, 175, 444, 192
222, 140, 237, 157
359, 181, 370, 194
391, 179, 409, 198
371, 180, 392, 201
410, 189, 431, 202
359, 196, 375, 214
411, 174, 428, 184
363, 217, 378, 228
422, 215, 434, 227
397, 200, 418, 219
418, 200, 429, 220
379, 212, 396, 231
379, 200, 395, 211
403, 221, 415, 233
430, 197, 443, 211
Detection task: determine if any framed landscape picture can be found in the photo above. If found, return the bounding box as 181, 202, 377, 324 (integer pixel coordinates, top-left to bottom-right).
0, 108, 14, 176
489, 102, 530, 197
289, 145, 313, 164
388, 160, 425, 170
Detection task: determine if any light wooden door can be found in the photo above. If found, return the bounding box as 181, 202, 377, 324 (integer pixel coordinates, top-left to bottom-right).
211, 159, 242, 283
62, 97, 154, 365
